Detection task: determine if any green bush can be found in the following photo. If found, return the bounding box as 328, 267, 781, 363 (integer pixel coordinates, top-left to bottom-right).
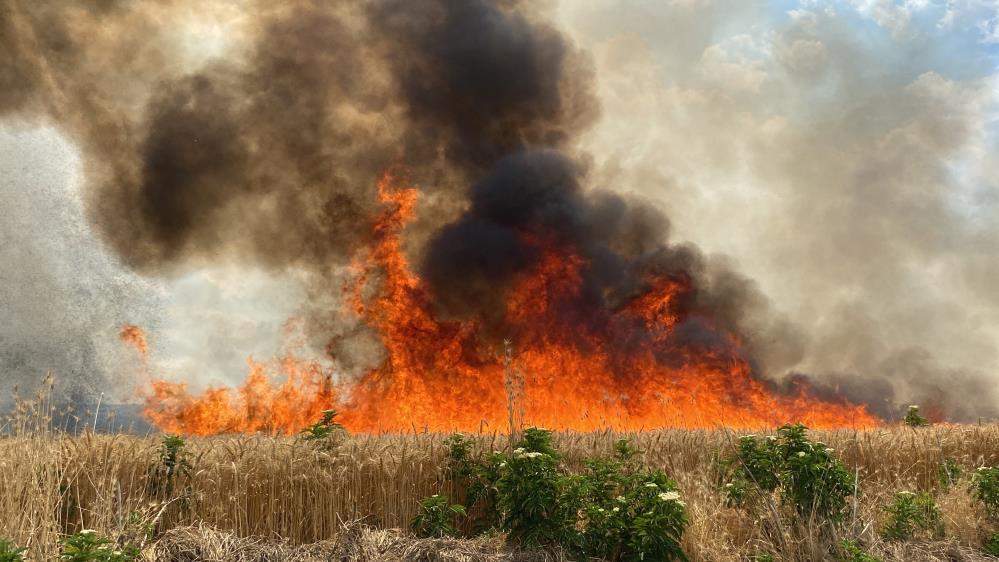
974, 466, 999, 518
496, 429, 574, 546
983, 532, 999, 557
880, 491, 944, 541
445, 434, 504, 532
410, 494, 466, 538
148, 434, 192, 498
838, 539, 883, 562
60, 530, 138, 562
300, 409, 344, 441
0, 538, 26, 562
938, 458, 962, 490
720, 424, 856, 521
903, 405, 929, 427
573, 462, 687, 561
445, 428, 688, 561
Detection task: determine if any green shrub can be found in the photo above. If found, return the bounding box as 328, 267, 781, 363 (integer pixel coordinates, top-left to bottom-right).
750, 553, 775, 562
974, 466, 999, 518
410, 494, 466, 538
727, 434, 781, 497
60, 530, 139, 562
720, 424, 856, 521
983, 532, 999, 557
938, 458, 962, 490
0, 538, 26, 562
903, 405, 929, 427
573, 460, 687, 562
300, 409, 344, 441
838, 539, 883, 562
445, 428, 688, 561
496, 429, 573, 546
445, 433, 504, 531
880, 491, 944, 541
148, 434, 192, 498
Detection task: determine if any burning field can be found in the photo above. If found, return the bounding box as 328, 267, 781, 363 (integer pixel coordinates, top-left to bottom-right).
133, 171, 876, 436
4, 0, 995, 434
5, 0, 999, 560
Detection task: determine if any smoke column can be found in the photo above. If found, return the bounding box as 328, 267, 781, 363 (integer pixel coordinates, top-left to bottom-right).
2, 0, 996, 420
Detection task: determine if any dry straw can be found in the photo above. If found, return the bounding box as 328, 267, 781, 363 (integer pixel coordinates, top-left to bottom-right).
2, 380, 999, 560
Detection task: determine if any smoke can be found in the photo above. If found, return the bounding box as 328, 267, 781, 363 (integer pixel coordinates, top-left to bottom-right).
559, 0, 999, 419
2, 0, 996, 420
0, 0, 603, 394
0, 125, 158, 403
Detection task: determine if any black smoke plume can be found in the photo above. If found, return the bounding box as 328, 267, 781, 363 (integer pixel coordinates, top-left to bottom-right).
3, 0, 984, 419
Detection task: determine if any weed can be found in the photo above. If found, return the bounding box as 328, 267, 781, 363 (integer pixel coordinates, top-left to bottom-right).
300, 410, 344, 442
410, 494, 466, 538
974, 466, 999, 518
720, 424, 855, 521
937, 457, 962, 490
0, 539, 26, 562
838, 539, 883, 562
59, 530, 138, 562
880, 491, 944, 541
496, 430, 572, 546
983, 532, 999, 557
445, 429, 688, 560
150, 434, 191, 496
445, 433, 504, 531
573, 457, 687, 561
904, 405, 929, 428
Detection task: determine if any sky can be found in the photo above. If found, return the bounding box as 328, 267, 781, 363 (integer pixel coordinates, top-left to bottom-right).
1, 0, 998, 414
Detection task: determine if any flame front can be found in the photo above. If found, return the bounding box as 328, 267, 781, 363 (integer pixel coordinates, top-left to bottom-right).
139, 174, 878, 435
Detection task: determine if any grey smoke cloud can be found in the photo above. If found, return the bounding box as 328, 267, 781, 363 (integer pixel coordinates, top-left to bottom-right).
0, 124, 155, 402
1, 0, 997, 421
559, 0, 999, 418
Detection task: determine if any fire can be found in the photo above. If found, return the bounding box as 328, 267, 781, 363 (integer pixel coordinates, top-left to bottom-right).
144, 357, 337, 436
119, 324, 148, 356
136, 173, 879, 435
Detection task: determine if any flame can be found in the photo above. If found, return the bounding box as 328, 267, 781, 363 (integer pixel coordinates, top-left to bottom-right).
137, 173, 879, 435
144, 357, 337, 436
119, 325, 148, 356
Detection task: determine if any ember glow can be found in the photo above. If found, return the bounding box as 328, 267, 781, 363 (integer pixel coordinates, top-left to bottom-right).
136, 174, 878, 435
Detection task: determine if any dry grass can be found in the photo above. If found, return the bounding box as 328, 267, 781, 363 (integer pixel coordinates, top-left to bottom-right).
148, 522, 568, 562
2, 393, 999, 560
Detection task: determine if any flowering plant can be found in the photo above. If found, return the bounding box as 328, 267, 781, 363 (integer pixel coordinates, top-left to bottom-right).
720, 424, 855, 521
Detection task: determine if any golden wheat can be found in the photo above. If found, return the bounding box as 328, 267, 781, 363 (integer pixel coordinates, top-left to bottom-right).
2, 392, 999, 561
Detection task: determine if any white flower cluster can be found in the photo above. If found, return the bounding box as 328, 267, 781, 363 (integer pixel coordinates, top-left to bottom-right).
657, 490, 685, 507
644, 482, 659, 488
512, 447, 545, 459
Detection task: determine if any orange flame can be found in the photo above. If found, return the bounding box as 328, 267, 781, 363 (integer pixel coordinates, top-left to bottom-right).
136, 173, 879, 435
144, 357, 337, 436
119, 325, 148, 356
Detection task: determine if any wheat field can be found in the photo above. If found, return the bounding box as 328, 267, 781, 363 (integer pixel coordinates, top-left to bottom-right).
2, 393, 999, 561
